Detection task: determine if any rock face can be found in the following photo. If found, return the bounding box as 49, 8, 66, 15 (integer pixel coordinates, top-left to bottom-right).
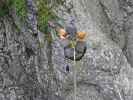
54, 0, 133, 100
0, 0, 133, 100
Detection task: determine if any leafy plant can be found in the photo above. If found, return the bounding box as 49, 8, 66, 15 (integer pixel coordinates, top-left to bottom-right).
0, 0, 27, 20
37, 0, 64, 32
0, 0, 12, 17
0, 6, 9, 17
12, 0, 27, 21
0, 0, 64, 34
37, 0, 55, 32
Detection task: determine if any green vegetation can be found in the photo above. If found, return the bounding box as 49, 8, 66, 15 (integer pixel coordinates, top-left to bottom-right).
37, 0, 65, 32
0, 6, 9, 17
0, 0, 11, 17
12, 0, 27, 21
37, 0, 55, 32
0, 0, 64, 33
0, 0, 26, 20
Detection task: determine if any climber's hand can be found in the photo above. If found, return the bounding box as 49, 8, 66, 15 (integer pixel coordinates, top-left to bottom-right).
48, 21, 56, 28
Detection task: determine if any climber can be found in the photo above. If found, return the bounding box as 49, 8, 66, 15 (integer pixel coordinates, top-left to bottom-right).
48, 20, 87, 61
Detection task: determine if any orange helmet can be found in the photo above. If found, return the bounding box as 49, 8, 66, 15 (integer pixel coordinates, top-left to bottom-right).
77, 32, 86, 41
58, 28, 67, 39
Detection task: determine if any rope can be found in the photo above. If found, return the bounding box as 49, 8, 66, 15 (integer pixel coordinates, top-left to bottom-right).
73, 43, 77, 100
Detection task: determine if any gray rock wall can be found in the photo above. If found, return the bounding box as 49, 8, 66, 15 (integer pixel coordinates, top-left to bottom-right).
54, 0, 133, 100
0, 0, 133, 100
